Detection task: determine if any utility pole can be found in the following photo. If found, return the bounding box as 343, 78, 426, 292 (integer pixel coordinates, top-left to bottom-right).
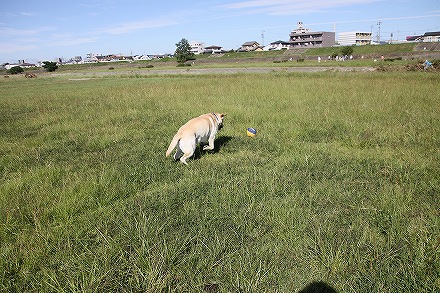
261, 30, 265, 46
377, 20, 382, 44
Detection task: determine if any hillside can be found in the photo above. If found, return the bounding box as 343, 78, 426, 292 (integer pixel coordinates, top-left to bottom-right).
2, 43, 440, 76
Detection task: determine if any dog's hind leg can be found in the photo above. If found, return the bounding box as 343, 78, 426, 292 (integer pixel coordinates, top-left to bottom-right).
174, 146, 184, 160
178, 139, 195, 165
179, 153, 193, 165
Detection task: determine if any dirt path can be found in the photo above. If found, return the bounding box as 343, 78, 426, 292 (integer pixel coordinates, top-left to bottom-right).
51, 66, 376, 77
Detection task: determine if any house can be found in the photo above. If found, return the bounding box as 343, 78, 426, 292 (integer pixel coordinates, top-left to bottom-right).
151, 54, 173, 59
239, 41, 260, 52
421, 31, 440, 42
268, 40, 290, 50
4, 61, 37, 70
406, 35, 422, 42
289, 21, 335, 48
338, 32, 372, 46
133, 55, 152, 61
95, 55, 117, 62
204, 45, 224, 54
190, 41, 205, 55
86, 53, 101, 62
406, 31, 440, 42
93, 54, 133, 62
63, 56, 83, 65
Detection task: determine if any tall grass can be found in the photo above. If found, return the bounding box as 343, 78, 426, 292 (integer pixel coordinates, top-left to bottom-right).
0, 72, 439, 292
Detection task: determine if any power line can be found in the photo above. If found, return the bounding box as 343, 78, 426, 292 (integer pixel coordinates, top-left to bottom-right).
377, 20, 382, 43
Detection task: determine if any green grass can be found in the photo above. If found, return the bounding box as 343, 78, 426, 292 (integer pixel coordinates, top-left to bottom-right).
1, 72, 439, 292
15, 43, 422, 74
305, 43, 417, 56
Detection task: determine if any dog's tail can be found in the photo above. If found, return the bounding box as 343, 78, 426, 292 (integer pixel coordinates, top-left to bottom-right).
166, 135, 180, 157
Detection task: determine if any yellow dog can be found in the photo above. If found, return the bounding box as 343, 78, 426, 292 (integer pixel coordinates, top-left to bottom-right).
166, 113, 226, 165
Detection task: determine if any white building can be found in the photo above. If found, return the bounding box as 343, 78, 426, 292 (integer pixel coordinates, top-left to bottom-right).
407, 31, 440, 42
204, 45, 224, 54
338, 32, 372, 46
86, 53, 101, 62
133, 55, 152, 61
421, 31, 440, 42
4, 60, 37, 69
190, 41, 205, 55
268, 40, 290, 50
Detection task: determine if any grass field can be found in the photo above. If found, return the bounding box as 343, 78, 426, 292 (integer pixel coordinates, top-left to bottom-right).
1, 71, 439, 292
4, 43, 436, 77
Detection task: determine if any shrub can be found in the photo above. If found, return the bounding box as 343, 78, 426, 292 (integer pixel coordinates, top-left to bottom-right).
7, 66, 24, 74
431, 59, 440, 68
384, 57, 403, 62
341, 46, 354, 56
42, 61, 58, 72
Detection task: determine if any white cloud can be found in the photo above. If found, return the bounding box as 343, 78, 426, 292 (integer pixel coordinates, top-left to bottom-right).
48, 36, 99, 47
222, 0, 381, 15
20, 12, 36, 16
0, 26, 55, 37
100, 18, 179, 35
0, 42, 39, 54
223, 0, 298, 9
95, 8, 206, 35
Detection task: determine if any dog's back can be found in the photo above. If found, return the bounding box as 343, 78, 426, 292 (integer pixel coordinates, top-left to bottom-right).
166, 113, 225, 165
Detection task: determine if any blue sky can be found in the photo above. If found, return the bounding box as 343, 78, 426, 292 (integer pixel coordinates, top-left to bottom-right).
1, 0, 439, 64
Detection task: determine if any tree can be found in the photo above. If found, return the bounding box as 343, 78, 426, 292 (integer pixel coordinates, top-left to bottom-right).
42, 61, 58, 72
7, 66, 24, 74
341, 46, 354, 56
174, 38, 194, 64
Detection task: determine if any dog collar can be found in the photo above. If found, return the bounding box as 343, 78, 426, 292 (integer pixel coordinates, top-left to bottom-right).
211, 113, 221, 123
